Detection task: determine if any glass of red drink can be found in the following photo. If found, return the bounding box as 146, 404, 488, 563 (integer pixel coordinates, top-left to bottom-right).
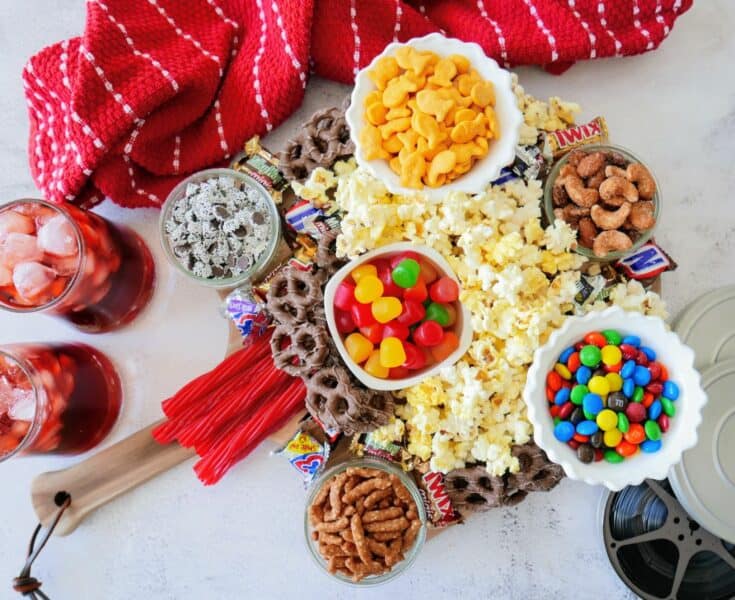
0, 199, 155, 332
0, 342, 122, 461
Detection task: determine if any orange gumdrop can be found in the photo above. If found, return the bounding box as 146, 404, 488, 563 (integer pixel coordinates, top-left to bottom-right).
431, 331, 459, 362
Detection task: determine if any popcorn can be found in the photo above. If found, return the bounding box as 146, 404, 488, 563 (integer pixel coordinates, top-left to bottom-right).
328, 86, 667, 477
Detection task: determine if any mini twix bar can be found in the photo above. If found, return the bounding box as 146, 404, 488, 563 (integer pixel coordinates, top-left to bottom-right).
543, 116, 609, 159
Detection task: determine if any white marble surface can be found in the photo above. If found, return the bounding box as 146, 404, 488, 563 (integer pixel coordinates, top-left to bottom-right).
1, 2, 734, 599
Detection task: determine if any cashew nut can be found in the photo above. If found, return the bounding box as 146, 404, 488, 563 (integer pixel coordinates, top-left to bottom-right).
626, 163, 656, 199
600, 195, 627, 208
628, 200, 656, 230
552, 182, 569, 207
604, 151, 627, 167
578, 217, 598, 248
591, 202, 631, 230
586, 168, 606, 189
562, 174, 599, 208
604, 165, 627, 178
599, 176, 638, 203
576, 152, 606, 178
592, 230, 633, 257
566, 150, 585, 167
559, 164, 577, 178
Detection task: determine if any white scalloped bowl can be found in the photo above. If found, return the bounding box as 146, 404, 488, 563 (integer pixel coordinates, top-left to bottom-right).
345, 33, 522, 201
324, 242, 473, 392
523, 307, 707, 491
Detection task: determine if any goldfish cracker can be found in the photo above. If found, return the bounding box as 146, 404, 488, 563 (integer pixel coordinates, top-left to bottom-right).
383, 134, 403, 154
485, 107, 499, 138
383, 79, 411, 108
368, 56, 400, 89
345, 332, 374, 364
449, 54, 470, 74
366, 102, 388, 126
389, 156, 403, 176
455, 73, 475, 96
371, 296, 403, 324
365, 90, 382, 107
360, 124, 389, 160
396, 130, 419, 152
454, 108, 475, 125
427, 58, 457, 87
416, 90, 454, 122
412, 112, 445, 149
354, 275, 384, 304
453, 161, 473, 176
380, 117, 412, 140
470, 80, 495, 108
427, 150, 456, 186
351, 264, 377, 283
364, 349, 389, 378
386, 106, 411, 120
399, 152, 426, 189
380, 337, 407, 368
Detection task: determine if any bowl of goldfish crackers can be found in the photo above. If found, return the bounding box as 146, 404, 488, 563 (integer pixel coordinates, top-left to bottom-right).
346, 33, 522, 200
324, 242, 473, 391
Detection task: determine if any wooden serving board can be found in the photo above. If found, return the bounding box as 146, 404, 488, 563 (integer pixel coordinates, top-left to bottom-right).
31, 291, 305, 536
30, 251, 663, 537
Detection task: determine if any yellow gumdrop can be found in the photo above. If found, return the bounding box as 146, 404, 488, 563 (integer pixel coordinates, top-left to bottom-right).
344, 332, 374, 364
588, 375, 610, 397
605, 372, 623, 393
379, 337, 407, 368
372, 296, 403, 324
364, 349, 389, 378
603, 428, 623, 448
601, 345, 623, 366
554, 363, 572, 380
354, 275, 384, 304
596, 409, 618, 432
351, 264, 377, 283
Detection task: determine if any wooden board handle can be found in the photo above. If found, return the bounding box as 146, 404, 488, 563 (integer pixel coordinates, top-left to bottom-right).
30, 421, 194, 536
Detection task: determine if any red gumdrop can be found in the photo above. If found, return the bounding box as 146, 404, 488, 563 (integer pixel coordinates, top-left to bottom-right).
417, 259, 438, 284
390, 251, 421, 269
620, 344, 638, 360
583, 331, 607, 348
334, 308, 356, 334
636, 350, 649, 366
402, 342, 426, 370
558, 402, 574, 420
625, 402, 646, 423
594, 448, 604, 462
389, 366, 410, 379
351, 302, 376, 328
413, 321, 444, 347
360, 323, 385, 344
658, 414, 670, 433
334, 280, 356, 311
396, 299, 425, 326
550, 405, 561, 417
403, 277, 428, 303
376, 259, 403, 297
383, 322, 410, 340
567, 439, 580, 450
648, 362, 662, 381
645, 382, 663, 397
604, 362, 622, 373
429, 277, 459, 303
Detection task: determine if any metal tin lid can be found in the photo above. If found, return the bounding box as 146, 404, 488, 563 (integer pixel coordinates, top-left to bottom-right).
669, 359, 735, 544
673, 285, 735, 369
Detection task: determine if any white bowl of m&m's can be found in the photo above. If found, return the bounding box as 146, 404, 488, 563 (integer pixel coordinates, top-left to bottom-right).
523, 307, 707, 491
324, 242, 472, 392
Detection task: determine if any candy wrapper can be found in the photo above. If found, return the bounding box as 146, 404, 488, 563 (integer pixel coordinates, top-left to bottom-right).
413, 463, 462, 528
230, 137, 288, 202
222, 284, 271, 344
542, 116, 608, 159
615, 241, 677, 284
274, 429, 331, 486
285, 198, 341, 241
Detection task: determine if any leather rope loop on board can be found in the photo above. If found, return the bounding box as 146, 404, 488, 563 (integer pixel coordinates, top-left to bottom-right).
13, 493, 71, 599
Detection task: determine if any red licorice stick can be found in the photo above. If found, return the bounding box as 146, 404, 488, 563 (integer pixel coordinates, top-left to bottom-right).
160, 335, 271, 418
195, 378, 306, 484
165, 350, 274, 441
185, 364, 286, 452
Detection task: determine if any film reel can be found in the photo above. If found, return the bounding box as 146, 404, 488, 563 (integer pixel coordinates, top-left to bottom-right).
602, 479, 735, 599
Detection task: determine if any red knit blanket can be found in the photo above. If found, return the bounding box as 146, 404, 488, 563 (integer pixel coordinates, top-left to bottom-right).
23, 0, 692, 208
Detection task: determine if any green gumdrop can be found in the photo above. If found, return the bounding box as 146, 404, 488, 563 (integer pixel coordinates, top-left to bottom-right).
553, 417, 561, 425
604, 449, 624, 464
583, 408, 595, 420
617, 412, 630, 433
392, 259, 420, 288
580, 345, 602, 368
602, 329, 622, 345
425, 302, 450, 326
570, 384, 588, 405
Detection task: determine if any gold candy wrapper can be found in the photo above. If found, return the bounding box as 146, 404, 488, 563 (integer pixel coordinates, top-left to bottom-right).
542, 116, 608, 159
